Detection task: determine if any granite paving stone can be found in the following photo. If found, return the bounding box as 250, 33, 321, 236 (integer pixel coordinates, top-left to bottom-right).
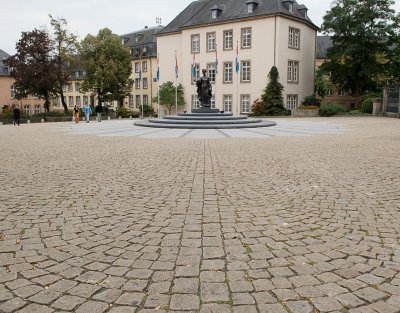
0, 117, 399, 312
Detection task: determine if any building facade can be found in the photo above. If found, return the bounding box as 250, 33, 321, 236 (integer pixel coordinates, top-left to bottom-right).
0, 49, 45, 115
157, 0, 318, 114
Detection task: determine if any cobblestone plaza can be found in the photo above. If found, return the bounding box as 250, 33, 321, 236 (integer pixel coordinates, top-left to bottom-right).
0, 117, 399, 313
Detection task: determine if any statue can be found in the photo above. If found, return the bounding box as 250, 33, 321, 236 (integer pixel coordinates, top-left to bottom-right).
196, 69, 212, 107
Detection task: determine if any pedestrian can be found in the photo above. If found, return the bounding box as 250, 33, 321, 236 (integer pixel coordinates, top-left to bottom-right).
73, 105, 80, 124
13, 105, 20, 126
95, 103, 103, 122
82, 103, 92, 123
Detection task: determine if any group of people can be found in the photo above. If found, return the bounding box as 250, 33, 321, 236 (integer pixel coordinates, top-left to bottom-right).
73, 103, 103, 124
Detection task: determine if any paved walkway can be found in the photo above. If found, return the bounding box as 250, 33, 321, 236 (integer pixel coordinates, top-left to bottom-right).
0, 116, 399, 313
54, 118, 351, 139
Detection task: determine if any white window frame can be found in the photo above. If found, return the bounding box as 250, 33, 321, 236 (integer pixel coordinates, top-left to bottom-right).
192, 94, 200, 109
241, 28, 252, 48
223, 95, 233, 112
241, 61, 251, 82
224, 30, 233, 50
34, 104, 40, 114
207, 63, 216, 83
286, 94, 298, 109
289, 27, 300, 49
129, 95, 134, 108
191, 34, 200, 53
24, 105, 30, 115
207, 32, 216, 52
288, 60, 299, 83
241, 95, 250, 113
224, 62, 233, 83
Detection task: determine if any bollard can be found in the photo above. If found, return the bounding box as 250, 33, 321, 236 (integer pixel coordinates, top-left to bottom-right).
41, 119, 44, 123
129, 116, 132, 119
27, 120, 30, 124
0, 122, 2, 125
108, 116, 111, 120
119, 116, 121, 119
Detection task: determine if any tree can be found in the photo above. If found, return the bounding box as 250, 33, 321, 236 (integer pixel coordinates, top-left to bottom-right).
49, 14, 78, 114
387, 13, 400, 80
155, 81, 185, 115
6, 29, 58, 112
261, 66, 286, 115
79, 28, 133, 106
321, 0, 399, 101
314, 67, 330, 99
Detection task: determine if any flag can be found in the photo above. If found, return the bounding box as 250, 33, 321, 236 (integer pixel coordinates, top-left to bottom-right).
156, 54, 160, 81
192, 53, 197, 80
235, 43, 240, 74
215, 49, 218, 74
175, 51, 179, 79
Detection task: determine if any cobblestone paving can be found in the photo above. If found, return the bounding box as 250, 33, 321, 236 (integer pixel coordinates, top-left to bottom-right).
0, 116, 399, 313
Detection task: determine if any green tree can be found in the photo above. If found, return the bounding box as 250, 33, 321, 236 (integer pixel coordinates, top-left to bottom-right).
314, 67, 330, 99
49, 14, 79, 114
261, 66, 286, 115
6, 29, 58, 112
155, 81, 185, 115
387, 13, 400, 80
79, 28, 133, 106
321, 0, 399, 101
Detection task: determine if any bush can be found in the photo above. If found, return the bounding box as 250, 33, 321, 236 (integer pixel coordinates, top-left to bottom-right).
139, 104, 154, 115
302, 95, 321, 107
361, 98, 374, 114
250, 100, 265, 116
319, 103, 347, 116
116, 107, 136, 118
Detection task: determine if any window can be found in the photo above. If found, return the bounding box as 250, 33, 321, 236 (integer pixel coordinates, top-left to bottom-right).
62, 84, 67, 92
327, 89, 333, 96
289, 27, 300, 49
241, 61, 251, 82
207, 32, 216, 52
211, 10, 218, 19
211, 95, 216, 109
143, 95, 149, 106
224, 62, 233, 83
339, 90, 346, 96
63, 96, 67, 105
286, 95, 298, 109
135, 79, 141, 89
191, 34, 200, 53
224, 30, 233, 50
10, 85, 16, 98
192, 94, 200, 109
69, 96, 74, 106
207, 63, 216, 83
136, 95, 141, 108
223, 95, 232, 112
135, 62, 140, 73
75, 82, 80, 92
68, 83, 73, 92
83, 96, 88, 106
241, 95, 250, 113
34, 105, 40, 114
289, 3, 293, 12
55, 97, 61, 107
142, 61, 148, 72
247, 3, 254, 13
241, 28, 252, 48
76, 96, 81, 107
24, 105, 30, 115
129, 95, 134, 108
191, 63, 200, 83
287, 60, 299, 83
143, 77, 148, 89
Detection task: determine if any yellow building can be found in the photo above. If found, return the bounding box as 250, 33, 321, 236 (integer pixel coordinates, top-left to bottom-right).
0, 49, 45, 115
121, 26, 163, 112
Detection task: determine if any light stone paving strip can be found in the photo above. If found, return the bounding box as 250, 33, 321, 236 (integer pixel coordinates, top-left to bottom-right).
0, 116, 399, 313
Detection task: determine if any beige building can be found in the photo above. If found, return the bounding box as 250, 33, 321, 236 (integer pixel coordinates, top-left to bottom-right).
121, 26, 163, 112
0, 49, 45, 115
316, 36, 357, 108
157, 0, 318, 114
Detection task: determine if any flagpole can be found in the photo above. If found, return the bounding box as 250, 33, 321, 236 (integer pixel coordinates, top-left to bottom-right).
156, 54, 160, 118
236, 41, 239, 116
214, 43, 217, 111
175, 50, 178, 115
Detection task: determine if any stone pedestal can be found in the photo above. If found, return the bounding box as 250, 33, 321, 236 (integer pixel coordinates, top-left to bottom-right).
192, 108, 220, 114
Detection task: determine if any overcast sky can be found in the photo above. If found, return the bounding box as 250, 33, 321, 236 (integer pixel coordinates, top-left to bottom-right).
1, 0, 399, 55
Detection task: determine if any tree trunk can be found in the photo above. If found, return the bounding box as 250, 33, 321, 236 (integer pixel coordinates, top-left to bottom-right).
59, 87, 68, 114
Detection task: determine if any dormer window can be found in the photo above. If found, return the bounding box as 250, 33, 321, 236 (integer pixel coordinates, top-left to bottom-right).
211, 5, 222, 19
282, 0, 294, 13
297, 5, 308, 18
246, 0, 258, 13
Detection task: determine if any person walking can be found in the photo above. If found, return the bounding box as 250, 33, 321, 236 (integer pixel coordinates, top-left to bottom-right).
13, 105, 21, 126
82, 103, 92, 123
73, 105, 80, 124
95, 103, 103, 122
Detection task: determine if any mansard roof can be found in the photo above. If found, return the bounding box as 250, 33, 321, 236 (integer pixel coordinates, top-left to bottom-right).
121, 26, 163, 59
158, 0, 317, 35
